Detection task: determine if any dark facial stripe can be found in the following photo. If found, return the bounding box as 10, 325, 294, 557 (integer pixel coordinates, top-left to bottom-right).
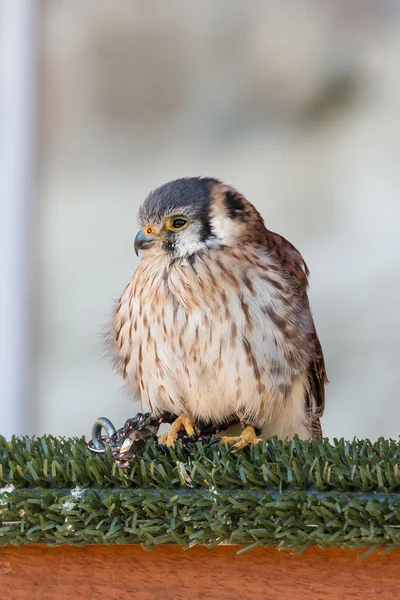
200, 212, 213, 242
224, 190, 245, 219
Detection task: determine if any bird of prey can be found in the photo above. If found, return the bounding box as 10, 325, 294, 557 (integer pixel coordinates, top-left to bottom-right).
112, 177, 327, 451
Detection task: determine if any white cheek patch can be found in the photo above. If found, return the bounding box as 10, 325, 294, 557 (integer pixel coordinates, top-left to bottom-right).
172, 212, 238, 257
173, 223, 208, 257
210, 212, 237, 245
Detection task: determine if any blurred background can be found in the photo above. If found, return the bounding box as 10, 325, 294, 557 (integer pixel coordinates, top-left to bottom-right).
1, 0, 400, 440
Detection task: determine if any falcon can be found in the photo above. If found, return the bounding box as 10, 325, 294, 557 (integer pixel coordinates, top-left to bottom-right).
112, 177, 327, 450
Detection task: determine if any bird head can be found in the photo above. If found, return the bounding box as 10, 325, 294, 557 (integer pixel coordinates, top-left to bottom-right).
135, 177, 264, 259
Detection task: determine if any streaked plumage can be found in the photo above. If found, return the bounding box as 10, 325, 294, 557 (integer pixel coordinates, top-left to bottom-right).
112, 177, 327, 444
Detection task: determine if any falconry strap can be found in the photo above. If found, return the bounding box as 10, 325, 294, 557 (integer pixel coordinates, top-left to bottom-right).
88, 412, 240, 467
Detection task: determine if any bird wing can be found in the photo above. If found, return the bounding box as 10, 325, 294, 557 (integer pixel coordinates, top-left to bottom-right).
263, 229, 328, 438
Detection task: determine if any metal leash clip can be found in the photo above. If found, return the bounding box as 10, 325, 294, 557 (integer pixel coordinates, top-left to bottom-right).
87, 417, 117, 453
86, 412, 166, 467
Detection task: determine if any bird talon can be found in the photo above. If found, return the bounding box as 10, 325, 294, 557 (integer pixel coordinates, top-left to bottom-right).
220, 425, 262, 453
157, 414, 195, 448
158, 443, 168, 454
205, 438, 220, 449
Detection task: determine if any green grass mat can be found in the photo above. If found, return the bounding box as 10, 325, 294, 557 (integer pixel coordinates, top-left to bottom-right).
1, 435, 400, 553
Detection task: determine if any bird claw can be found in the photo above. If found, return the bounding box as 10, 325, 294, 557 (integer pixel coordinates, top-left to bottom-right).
204, 437, 220, 450
220, 425, 263, 454
158, 414, 195, 448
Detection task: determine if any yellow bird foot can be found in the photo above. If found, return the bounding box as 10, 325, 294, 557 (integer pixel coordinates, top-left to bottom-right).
158, 414, 195, 448
220, 425, 262, 453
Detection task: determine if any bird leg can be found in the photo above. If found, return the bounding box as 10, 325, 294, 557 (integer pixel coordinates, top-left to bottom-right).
158, 414, 195, 448
220, 425, 262, 453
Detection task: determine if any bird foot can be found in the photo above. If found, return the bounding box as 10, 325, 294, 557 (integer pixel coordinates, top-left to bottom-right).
158, 414, 195, 448
220, 425, 262, 453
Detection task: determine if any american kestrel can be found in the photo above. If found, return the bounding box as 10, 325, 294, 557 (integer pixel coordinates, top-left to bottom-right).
112, 177, 327, 450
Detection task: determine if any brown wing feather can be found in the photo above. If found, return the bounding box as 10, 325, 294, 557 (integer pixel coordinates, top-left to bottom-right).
263, 229, 328, 438
307, 338, 327, 438
211, 188, 328, 437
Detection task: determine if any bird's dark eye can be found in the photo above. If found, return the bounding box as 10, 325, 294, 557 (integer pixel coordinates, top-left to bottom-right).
165, 215, 190, 231
172, 218, 187, 229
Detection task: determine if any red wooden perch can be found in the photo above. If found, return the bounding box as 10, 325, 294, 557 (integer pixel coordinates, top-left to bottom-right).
1, 545, 400, 600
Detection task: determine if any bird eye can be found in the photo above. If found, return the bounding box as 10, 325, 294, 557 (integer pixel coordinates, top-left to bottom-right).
172, 218, 187, 229
165, 216, 190, 231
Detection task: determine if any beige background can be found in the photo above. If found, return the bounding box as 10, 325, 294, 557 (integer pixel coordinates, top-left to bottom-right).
34, 1, 400, 440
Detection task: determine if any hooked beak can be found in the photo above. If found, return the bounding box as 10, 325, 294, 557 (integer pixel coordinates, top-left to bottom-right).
134, 230, 157, 256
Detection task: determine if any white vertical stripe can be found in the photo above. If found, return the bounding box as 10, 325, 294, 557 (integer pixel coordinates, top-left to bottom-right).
0, 1, 36, 437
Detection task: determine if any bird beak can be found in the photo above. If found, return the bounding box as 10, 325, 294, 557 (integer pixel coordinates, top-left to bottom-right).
134, 230, 157, 256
